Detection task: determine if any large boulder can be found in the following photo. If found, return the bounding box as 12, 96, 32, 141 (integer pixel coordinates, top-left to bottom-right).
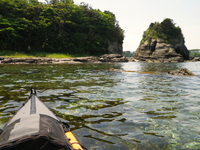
134, 18, 190, 62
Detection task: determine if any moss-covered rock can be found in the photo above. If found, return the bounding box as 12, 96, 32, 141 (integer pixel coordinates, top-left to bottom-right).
134, 18, 190, 62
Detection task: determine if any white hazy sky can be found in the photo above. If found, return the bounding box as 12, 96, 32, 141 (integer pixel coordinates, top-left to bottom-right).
40, 0, 200, 51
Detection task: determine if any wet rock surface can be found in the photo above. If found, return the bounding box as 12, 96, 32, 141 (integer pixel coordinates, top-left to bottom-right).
0, 54, 198, 64
0, 54, 129, 64
109, 67, 195, 76
134, 39, 189, 63
168, 68, 195, 76
189, 57, 200, 62
99, 54, 128, 62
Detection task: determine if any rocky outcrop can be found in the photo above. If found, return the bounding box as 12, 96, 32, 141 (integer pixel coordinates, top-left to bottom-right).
99, 54, 128, 62
108, 41, 123, 54
134, 38, 189, 62
0, 54, 128, 64
134, 18, 190, 62
0, 57, 72, 64
168, 68, 195, 76
190, 57, 200, 62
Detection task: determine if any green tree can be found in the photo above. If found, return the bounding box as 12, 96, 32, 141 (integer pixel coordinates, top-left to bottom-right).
0, 0, 124, 55
141, 18, 184, 45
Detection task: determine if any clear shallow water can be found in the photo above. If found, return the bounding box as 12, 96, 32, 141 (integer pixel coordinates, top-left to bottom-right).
0, 62, 200, 149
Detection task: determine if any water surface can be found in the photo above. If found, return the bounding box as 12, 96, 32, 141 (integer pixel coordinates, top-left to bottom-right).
0, 62, 200, 149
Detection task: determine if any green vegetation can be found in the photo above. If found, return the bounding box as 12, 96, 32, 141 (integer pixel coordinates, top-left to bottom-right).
122, 51, 134, 57
141, 18, 184, 45
0, 50, 79, 58
189, 49, 200, 57
0, 0, 124, 56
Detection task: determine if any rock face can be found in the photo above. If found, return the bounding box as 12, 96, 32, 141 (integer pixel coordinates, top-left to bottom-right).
134, 39, 189, 62
134, 18, 190, 62
108, 41, 123, 54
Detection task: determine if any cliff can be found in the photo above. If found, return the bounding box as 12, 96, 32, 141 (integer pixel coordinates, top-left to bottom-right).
108, 41, 123, 54
134, 18, 190, 62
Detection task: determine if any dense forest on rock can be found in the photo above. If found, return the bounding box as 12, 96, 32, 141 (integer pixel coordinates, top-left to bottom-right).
140, 18, 184, 45
0, 0, 124, 55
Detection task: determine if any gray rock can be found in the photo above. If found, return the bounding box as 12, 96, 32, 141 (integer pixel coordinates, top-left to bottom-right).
108, 41, 123, 54
25, 59, 36, 63
1, 59, 13, 63
168, 68, 195, 76
99, 54, 128, 62
100, 54, 123, 58
0, 54, 129, 64
134, 38, 189, 62
190, 57, 200, 62
73, 56, 99, 63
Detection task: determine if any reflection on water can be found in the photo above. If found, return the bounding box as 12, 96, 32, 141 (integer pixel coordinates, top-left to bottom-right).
1, 62, 200, 149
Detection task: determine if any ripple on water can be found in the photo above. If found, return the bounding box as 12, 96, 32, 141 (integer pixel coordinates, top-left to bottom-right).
0, 63, 200, 149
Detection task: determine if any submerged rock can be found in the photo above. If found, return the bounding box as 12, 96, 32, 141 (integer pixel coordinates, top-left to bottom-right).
168, 68, 195, 76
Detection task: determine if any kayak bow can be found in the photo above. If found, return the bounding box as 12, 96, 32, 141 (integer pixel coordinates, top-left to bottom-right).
0, 89, 85, 150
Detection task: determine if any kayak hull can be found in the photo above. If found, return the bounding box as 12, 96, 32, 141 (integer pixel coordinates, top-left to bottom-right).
0, 89, 83, 150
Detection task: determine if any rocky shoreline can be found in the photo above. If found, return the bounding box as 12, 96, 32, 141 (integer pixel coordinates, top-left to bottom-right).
0, 54, 199, 64
0, 54, 135, 64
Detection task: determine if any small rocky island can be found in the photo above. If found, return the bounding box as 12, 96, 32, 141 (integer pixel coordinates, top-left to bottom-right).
134, 18, 190, 62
